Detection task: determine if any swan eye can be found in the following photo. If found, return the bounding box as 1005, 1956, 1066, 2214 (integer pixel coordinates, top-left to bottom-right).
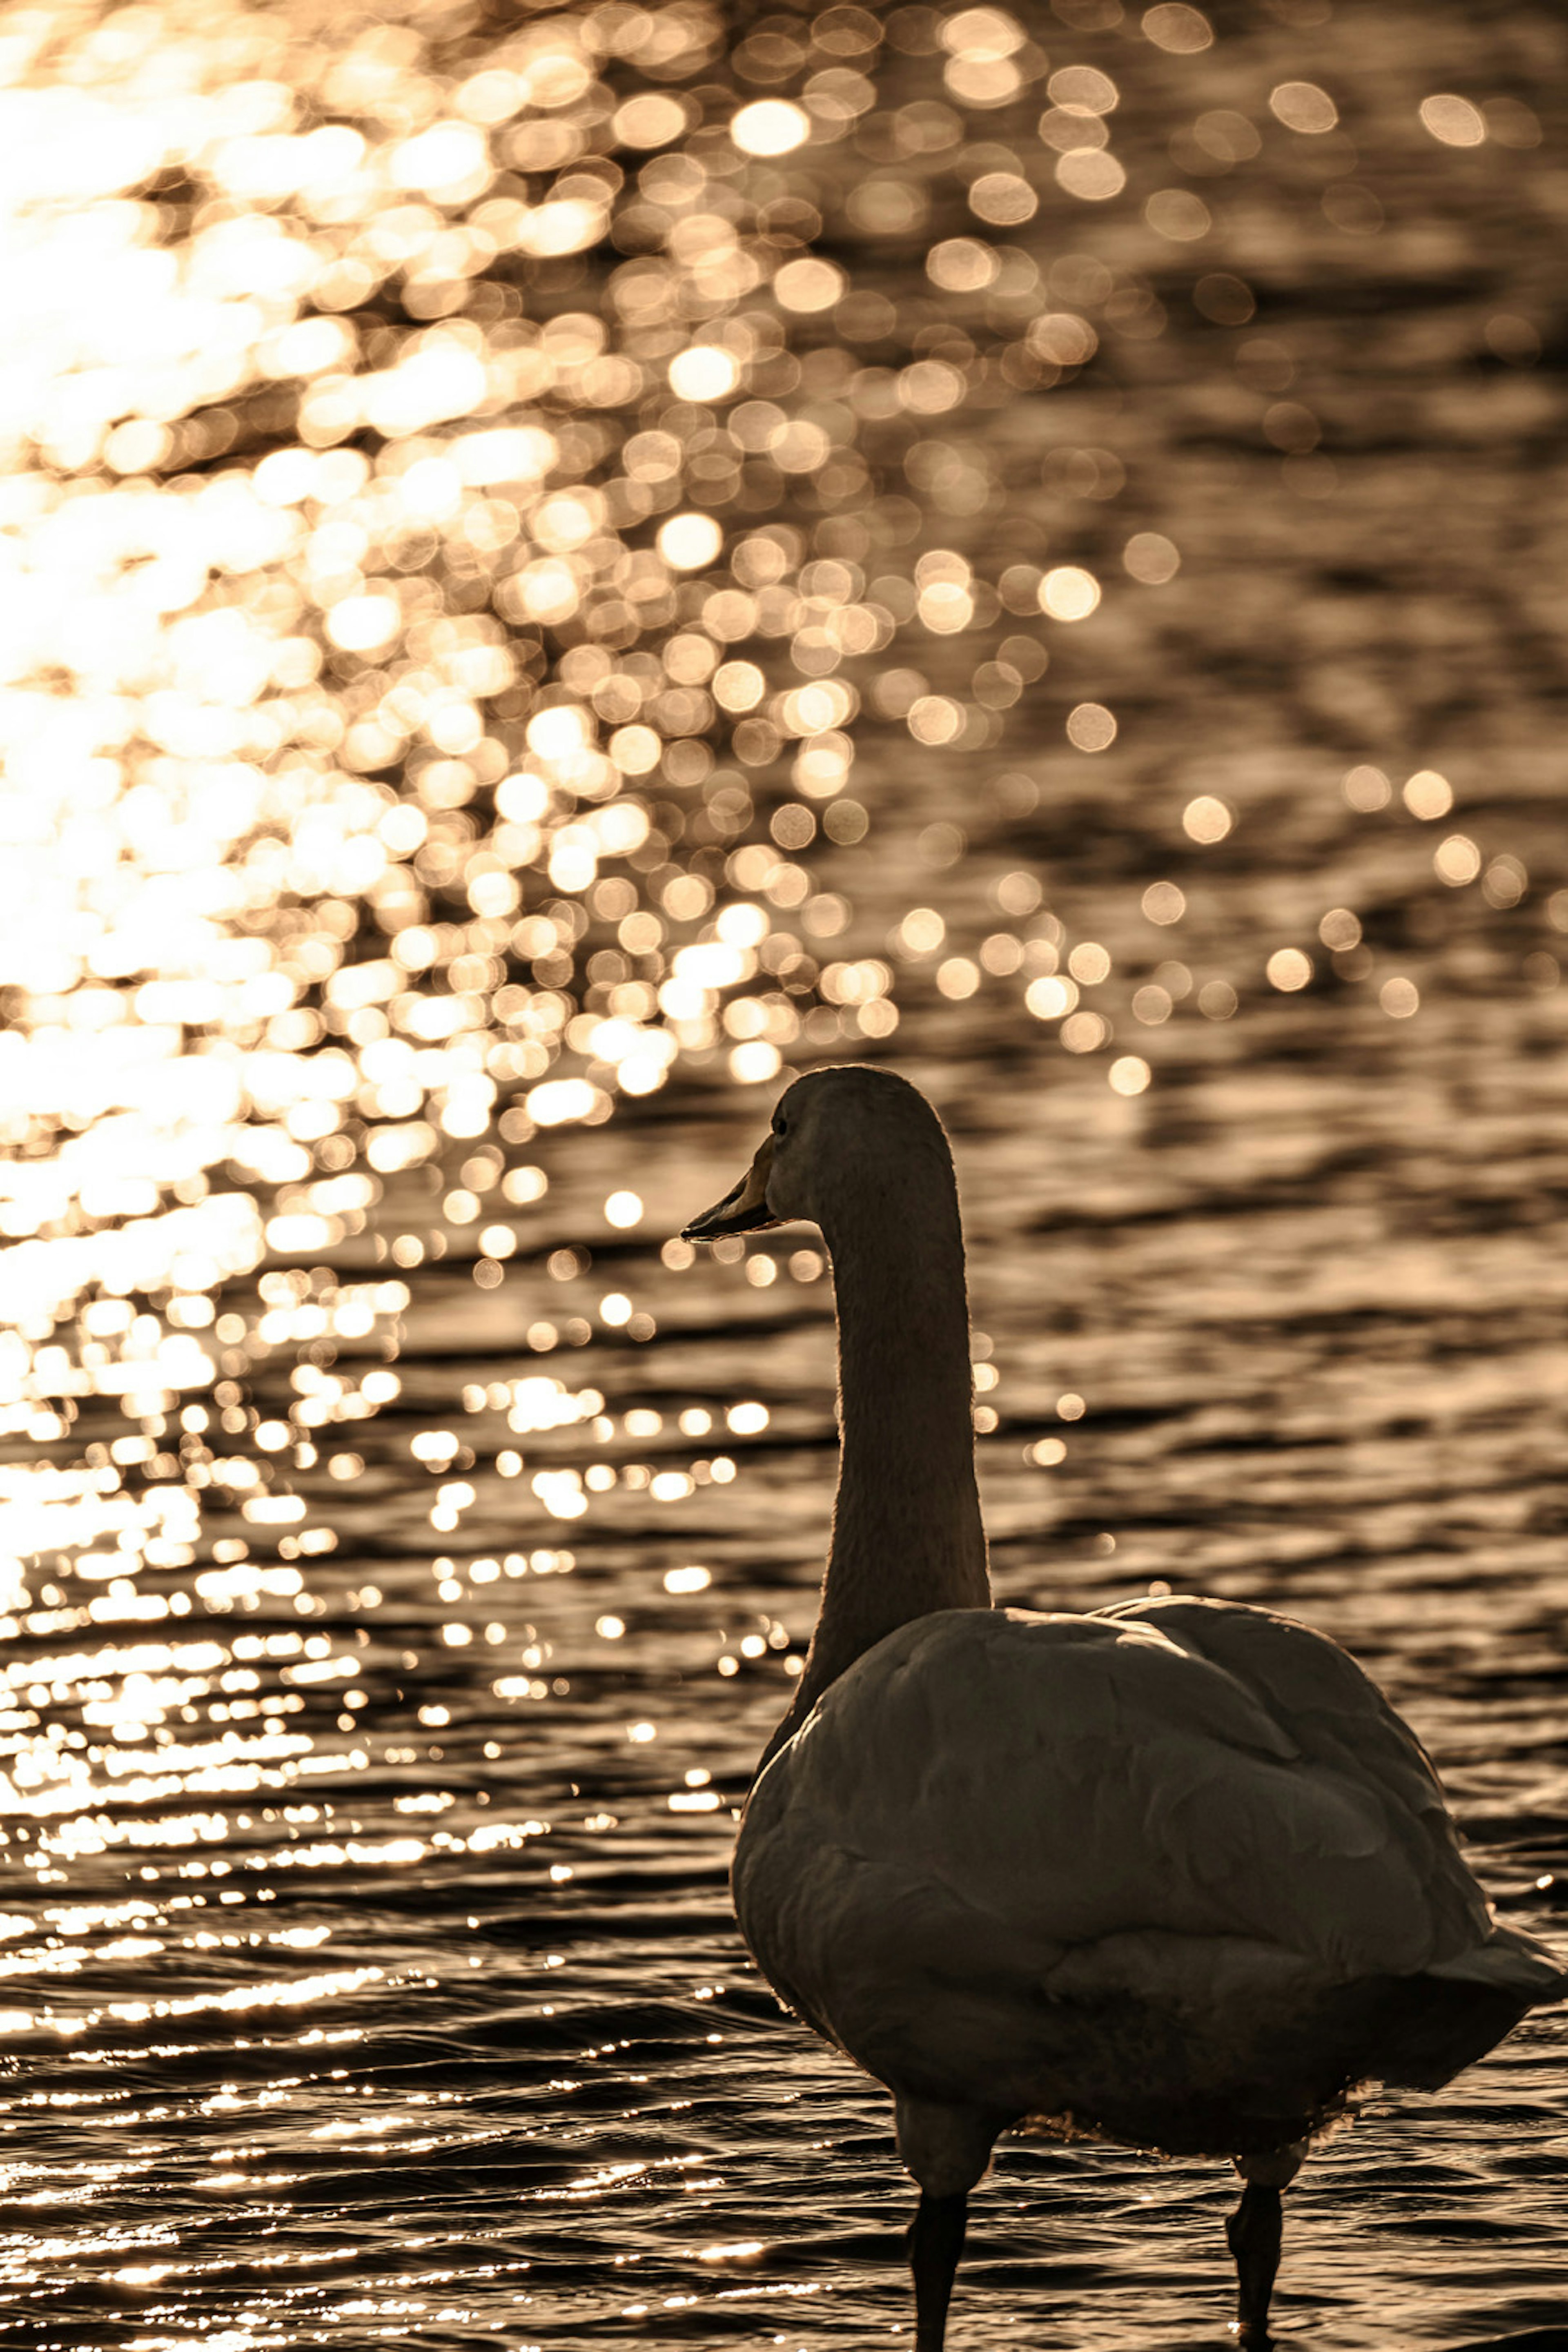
771, 1116, 787, 1138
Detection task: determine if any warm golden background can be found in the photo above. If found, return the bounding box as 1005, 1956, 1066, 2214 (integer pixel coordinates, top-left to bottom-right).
0, 0, 1564, 2342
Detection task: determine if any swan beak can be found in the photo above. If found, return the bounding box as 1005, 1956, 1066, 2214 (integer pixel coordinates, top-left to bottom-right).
682, 1136, 781, 1241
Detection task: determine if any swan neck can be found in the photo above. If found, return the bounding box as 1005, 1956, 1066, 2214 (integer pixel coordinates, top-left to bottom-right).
760, 1163, 988, 1769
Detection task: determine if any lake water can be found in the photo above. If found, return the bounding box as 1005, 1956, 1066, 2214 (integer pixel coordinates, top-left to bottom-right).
0, 1, 1565, 2345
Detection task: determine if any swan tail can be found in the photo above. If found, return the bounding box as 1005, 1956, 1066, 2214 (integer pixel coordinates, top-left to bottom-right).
1427, 1918, 1565, 1998
1376, 1924, 1564, 2091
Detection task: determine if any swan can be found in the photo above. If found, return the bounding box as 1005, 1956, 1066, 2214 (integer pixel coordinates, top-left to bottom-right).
682, 1063, 1563, 2349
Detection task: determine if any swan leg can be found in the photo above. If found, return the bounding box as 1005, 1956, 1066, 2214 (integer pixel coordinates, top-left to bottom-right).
908, 2188, 967, 2352
1225, 2180, 1283, 2348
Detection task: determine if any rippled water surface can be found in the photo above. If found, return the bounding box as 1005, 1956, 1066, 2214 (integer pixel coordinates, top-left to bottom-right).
2, 0, 1566, 2345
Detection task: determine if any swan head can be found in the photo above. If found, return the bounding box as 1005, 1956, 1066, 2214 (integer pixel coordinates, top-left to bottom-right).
682, 1065, 953, 1242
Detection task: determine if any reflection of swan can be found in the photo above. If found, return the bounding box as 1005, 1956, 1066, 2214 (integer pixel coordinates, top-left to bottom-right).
684, 1065, 1563, 2350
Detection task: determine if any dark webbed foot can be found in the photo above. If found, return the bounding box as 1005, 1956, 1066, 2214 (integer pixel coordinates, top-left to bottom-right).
1226, 2179, 1283, 2348
908, 2188, 968, 2352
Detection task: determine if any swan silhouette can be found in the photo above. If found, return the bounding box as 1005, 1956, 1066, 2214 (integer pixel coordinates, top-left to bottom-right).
683, 1064, 1563, 2349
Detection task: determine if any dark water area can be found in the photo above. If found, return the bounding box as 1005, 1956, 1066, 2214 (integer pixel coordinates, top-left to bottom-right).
1, 0, 1566, 2345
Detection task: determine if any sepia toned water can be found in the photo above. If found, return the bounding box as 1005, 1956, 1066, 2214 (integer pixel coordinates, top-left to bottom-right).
1, 1, 1566, 2344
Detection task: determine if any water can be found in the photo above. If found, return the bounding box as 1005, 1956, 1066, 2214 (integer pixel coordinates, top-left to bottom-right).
1, 0, 1566, 2344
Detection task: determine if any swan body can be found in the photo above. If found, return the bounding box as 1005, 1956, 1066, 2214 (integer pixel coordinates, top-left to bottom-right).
737, 1599, 1556, 2183
684, 1065, 1562, 2346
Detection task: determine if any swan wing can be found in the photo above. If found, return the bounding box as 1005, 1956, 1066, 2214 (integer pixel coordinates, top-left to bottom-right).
1099, 1593, 1563, 1999
1093, 1595, 1489, 1958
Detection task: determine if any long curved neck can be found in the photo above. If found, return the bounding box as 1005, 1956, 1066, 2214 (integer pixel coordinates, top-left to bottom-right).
758, 1158, 990, 1772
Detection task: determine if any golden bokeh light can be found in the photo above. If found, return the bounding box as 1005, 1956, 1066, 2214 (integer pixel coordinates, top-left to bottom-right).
1266, 949, 1314, 993
0, 13, 1554, 2257
1420, 94, 1486, 147
1434, 836, 1481, 886
1183, 795, 1234, 845
731, 100, 811, 158
1123, 533, 1181, 585
1343, 765, 1393, 812
1403, 770, 1455, 820
1142, 4, 1214, 53
1270, 82, 1339, 134
1066, 702, 1118, 753
1039, 566, 1102, 622
1142, 882, 1186, 926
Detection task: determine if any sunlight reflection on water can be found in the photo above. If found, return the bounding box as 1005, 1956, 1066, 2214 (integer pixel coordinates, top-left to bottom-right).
0, 0, 1566, 2341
